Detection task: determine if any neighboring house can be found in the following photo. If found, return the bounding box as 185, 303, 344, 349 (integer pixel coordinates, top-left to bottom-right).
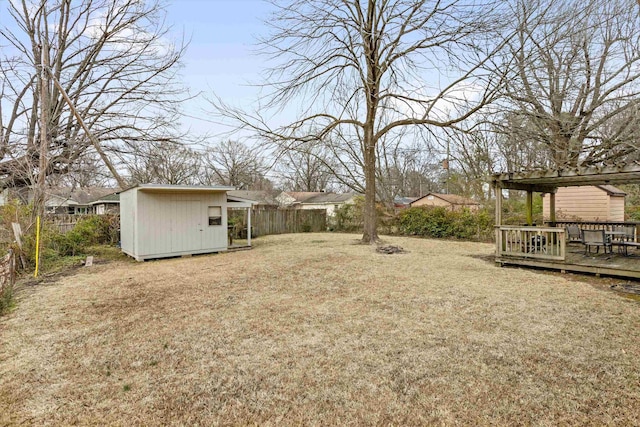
276, 191, 358, 216
0, 186, 119, 214
120, 184, 253, 261
42, 187, 120, 214
88, 192, 120, 215
227, 190, 279, 209
410, 193, 480, 211
542, 185, 626, 222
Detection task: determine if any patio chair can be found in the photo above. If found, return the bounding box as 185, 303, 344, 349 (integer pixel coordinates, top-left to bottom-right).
612, 225, 640, 255
565, 225, 582, 243
581, 229, 612, 255
617, 225, 636, 242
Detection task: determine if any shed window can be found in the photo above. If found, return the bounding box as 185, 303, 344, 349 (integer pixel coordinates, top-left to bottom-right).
208, 206, 222, 226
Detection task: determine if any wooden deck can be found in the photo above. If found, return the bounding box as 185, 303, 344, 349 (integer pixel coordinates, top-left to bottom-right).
497, 242, 640, 279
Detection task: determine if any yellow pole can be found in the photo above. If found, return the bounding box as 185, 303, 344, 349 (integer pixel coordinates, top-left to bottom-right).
34, 216, 41, 278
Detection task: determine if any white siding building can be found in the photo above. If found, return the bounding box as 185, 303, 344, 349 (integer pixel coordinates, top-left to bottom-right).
120, 184, 251, 261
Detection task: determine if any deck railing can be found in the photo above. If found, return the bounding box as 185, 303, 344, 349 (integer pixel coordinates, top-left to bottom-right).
497, 226, 566, 261
550, 220, 639, 242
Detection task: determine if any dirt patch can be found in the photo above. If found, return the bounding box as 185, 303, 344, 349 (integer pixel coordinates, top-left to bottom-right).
1, 233, 639, 425
376, 244, 406, 254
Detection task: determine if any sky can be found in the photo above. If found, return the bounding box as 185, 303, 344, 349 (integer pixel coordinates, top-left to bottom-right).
163, 0, 276, 139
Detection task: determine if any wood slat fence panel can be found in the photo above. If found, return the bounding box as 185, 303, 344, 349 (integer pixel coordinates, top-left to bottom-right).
46, 214, 90, 233
252, 209, 326, 236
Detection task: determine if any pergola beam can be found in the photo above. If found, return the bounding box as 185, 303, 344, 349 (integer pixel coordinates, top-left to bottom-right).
491, 164, 640, 188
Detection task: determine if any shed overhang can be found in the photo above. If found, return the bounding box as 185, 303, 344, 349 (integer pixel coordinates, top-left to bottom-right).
227, 195, 255, 209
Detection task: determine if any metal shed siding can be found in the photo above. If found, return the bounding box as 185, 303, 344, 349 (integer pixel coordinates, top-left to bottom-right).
119, 190, 136, 257
120, 186, 230, 260
136, 191, 228, 257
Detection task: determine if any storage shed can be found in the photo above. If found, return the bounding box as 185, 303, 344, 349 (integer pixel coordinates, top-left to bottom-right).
542, 185, 626, 221
120, 184, 251, 261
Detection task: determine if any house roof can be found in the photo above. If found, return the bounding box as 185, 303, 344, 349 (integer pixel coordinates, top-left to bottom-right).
303, 192, 357, 204
412, 193, 479, 206
394, 196, 418, 205
88, 192, 120, 205
47, 187, 120, 205
228, 190, 278, 205
282, 191, 326, 203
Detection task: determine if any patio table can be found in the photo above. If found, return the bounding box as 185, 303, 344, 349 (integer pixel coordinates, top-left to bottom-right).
605, 231, 627, 240
606, 231, 631, 255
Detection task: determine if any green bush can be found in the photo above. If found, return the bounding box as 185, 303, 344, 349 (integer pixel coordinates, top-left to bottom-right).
627, 206, 640, 221
331, 196, 388, 233
397, 206, 493, 241
18, 215, 115, 271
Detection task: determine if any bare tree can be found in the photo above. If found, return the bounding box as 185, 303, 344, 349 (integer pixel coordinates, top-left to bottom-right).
125, 141, 201, 185
0, 0, 186, 195
277, 141, 340, 192
376, 136, 439, 204
211, 0, 505, 243
200, 140, 269, 190
50, 151, 112, 188
498, 0, 640, 168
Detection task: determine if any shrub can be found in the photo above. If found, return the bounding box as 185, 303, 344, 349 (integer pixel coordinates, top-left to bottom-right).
397, 206, 493, 241
627, 206, 640, 221
331, 196, 388, 233
50, 216, 112, 257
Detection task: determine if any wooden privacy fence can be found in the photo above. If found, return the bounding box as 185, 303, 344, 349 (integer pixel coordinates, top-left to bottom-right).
0, 250, 16, 299
46, 210, 323, 239
230, 208, 327, 237
46, 214, 89, 233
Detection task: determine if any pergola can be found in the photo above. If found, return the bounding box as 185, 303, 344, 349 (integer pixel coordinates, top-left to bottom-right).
489, 163, 640, 279
490, 163, 640, 226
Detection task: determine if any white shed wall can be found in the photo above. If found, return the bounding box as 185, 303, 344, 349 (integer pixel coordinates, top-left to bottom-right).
119, 189, 137, 257
121, 188, 229, 261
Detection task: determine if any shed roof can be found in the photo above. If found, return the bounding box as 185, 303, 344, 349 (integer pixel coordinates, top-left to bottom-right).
596, 185, 626, 196
123, 184, 235, 193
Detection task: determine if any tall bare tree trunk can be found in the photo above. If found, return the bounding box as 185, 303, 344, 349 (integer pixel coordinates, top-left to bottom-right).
362, 127, 378, 243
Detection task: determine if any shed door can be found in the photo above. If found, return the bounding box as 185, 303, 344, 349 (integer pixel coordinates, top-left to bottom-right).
171, 200, 202, 252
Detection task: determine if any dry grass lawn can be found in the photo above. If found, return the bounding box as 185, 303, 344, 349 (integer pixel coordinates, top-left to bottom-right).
1, 233, 639, 425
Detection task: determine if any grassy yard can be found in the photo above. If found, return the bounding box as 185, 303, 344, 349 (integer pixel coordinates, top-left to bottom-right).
1, 233, 639, 425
